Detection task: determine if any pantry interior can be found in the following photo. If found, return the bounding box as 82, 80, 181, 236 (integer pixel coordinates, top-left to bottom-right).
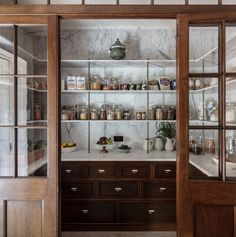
1, 15, 236, 233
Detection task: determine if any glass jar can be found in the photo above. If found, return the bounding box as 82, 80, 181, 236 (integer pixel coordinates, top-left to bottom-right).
162, 106, 168, 120
115, 108, 123, 120
100, 108, 106, 120
148, 108, 155, 120
61, 110, 68, 120
90, 75, 101, 90
136, 112, 142, 120
155, 108, 163, 120
167, 106, 175, 120
204, 138, 216, 154
107, 109, 115, 120
34, 105, 41, 120
80, 108, 88, 120
142, 112, 146, 120
123, 109, 131, 120
226, 103, 236, 123
91, 108, 98, 120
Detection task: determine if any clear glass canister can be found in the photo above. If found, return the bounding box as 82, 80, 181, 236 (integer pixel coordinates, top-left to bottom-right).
226, 103, 236, 123
100, 108, 107, 120
107, 109, 115, 120
115, 108, 123, 120
80, 108, 88, 120
123, 109, 131, 120
156, 108, 163, 120
91, 108, 98, 120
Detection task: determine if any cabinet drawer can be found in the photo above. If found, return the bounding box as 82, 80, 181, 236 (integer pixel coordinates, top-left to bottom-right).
155, 163, 176, 179
62, 182, 94, 198
121, 201, 176, 223
143, 181, 176, 198
62, 163, 87, 179
88, 164, 116, 178
99, 181, 138, 197
120, 164, 150, 179
62, 200, 116, 223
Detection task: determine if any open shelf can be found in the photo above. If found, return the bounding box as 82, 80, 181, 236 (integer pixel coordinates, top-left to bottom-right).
61, 119, 176, 123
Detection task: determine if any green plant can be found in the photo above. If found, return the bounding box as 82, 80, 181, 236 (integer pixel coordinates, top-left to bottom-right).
28, 140, 46, 152
156, 122, 176, 139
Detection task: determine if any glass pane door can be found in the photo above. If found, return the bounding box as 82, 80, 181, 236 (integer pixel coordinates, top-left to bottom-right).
0, 24, 48, 177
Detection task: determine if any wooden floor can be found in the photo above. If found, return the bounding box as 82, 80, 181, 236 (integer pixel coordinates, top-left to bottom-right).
62, 232, 176, 237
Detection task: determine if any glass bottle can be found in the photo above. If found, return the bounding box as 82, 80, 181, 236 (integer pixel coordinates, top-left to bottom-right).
34, 105, 41, 120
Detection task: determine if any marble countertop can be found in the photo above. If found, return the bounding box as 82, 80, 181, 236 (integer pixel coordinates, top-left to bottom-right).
61, 150, 176, 162
190, 154, 236, 177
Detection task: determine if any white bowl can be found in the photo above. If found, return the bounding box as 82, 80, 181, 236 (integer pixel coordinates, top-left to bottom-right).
61, 146, 77, 153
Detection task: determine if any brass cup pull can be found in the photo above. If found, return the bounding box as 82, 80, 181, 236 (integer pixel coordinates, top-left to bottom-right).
148, 209, 155, 215
71, 187, 78, 192
131, 169, 139, 174
164, 169, 172, 174
82, 209, 88, 214
159, 187, 166, 192
98, 169, 105, 174
114, 187, 122, 192
65, 169, 72, 174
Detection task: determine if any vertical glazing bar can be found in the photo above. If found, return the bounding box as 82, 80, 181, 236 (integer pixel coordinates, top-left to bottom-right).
88, 91, 90, 154
185, 0, 189, 5
82, 0, 85, 4
13, 25, 18, 178
147, 60, 149, 153
151, 0, 154, 5
116, 0, 119, 5
219, 21, 226, 180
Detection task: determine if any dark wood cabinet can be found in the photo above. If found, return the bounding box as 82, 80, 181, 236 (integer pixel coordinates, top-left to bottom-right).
61, 161, 176, 231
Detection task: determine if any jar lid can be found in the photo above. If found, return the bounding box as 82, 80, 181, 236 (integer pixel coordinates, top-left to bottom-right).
110, 38, 126, 50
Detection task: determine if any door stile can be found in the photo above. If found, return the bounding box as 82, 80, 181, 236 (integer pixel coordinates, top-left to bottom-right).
176, 15, 192, 237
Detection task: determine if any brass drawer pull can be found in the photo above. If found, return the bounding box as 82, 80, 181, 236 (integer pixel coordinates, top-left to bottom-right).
164, 169, 172, 174
98, 169, 105, 174
82, 209, 88, 214
159, 187, 167, 192
131, 169, 139, 174
114, 187, 122, 192
71, 187, 78, 192
65, 169, 72, 174
148, 209, 155, 215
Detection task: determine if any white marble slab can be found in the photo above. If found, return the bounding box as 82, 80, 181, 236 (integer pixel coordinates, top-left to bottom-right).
61, 150, 176, 161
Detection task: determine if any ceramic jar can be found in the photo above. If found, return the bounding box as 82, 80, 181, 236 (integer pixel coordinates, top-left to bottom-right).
154, 137, 164, 151
165, 138, 176, 151
143, 138, 154, 152
109, 38, 126, 60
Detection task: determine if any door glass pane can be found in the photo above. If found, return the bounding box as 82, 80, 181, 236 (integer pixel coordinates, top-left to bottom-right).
226, 24, 236, 73
51, 0, 82, 3
18, 128, 47, 177
189, 26, 219, 73
0, 128, 14, 177
189, 0, 218, 4
223, 0, 236, 4
226, 130, 236, 178
18, 77, 47, 126
189, 129, 219, 179
17, 0, 47, 4
226, 77, 236, 126
0, 25, 14, 75
120, 0, 150, 4
189, 77, 219, 126
85, 0, 116, 4
154, 0, 185, 4
0, 77, 14, 125
17, 25, 47, 75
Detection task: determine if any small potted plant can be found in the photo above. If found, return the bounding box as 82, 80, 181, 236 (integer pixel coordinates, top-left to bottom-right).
155, 122, 176, 151
28, 140, 47, 164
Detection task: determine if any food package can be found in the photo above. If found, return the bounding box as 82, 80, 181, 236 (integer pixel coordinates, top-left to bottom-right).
159, 76, 171, 90
67, 76, 76, 90
77, 77, 86, 90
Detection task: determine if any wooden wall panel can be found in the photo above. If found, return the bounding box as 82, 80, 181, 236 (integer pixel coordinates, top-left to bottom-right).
194, 205, 234, 237
7, 200, 42, 237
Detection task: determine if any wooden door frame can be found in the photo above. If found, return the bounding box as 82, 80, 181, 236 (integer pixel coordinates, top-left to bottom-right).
176, 12, 236, 237
0, 15, 60, 237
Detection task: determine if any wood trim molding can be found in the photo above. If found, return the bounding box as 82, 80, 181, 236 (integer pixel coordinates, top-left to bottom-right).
0, 5, 236, 18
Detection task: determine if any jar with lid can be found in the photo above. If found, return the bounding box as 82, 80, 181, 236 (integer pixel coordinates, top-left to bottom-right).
34, 104, 41, 120
142, 112, 146, 120
61, 110, 69, 120
136, 112, 142, 120
100, 108, 106, 120
107, 109, 115, 120
90, 75, 101, 90
115, 108, 123, 120
155, 108, 163, 120
167, 106, 175, 120
123, 109, 131, 120
204, 138, 215, 154
91, 108, 99, 120
226, 103, 236, 123
80, 108, 88, 120
162, 106, 168, 120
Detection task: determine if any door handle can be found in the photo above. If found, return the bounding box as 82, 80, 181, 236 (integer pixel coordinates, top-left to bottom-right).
82, 209, 88, 214
159, 187, 166, 192
164, 169, 172, 174
98, 169, 105, 174
65, 169, 72, 174
71, 187, 78, 192
148, 209, 155, 215
114, 187, 122, 192
131, 169, 139, 174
